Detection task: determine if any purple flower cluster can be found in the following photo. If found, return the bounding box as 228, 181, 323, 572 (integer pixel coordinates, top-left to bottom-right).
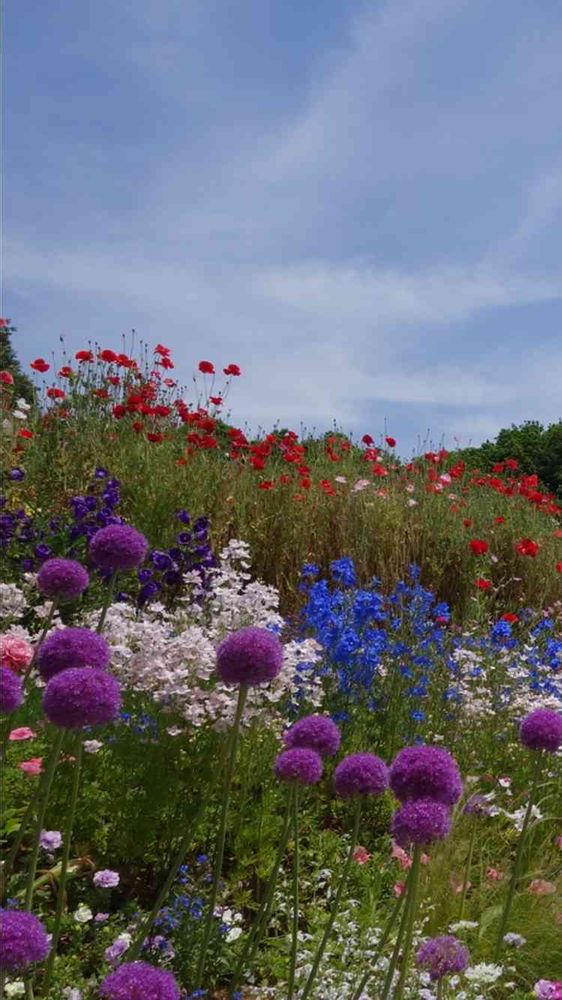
389, 746, 463, 806
275, 748, 324, 785
520, 709, 562, 753
43, 667, 121, 728
415, 935, 470, 980
99, 960, 181, 1000
216, 626, 284, 686
463, 793, 494, 817
391, 799, 451, 847
334, 753, 388, 799
0, 909, 50, 971
90, 524, 148, 573
283, 714, 341, 757
37, 558, 89, 602
38, 627, 110, 680
0, 667, 23, 715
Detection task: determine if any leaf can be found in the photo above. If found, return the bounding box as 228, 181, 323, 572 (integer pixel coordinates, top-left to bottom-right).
478, 904, 503, 939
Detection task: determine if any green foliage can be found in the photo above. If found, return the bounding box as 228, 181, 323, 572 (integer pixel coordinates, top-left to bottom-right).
0, 321, 35, 402
457, 419, 562, 497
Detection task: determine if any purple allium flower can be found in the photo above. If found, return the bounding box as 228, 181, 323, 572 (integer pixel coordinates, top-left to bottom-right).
89, 524, 148, 573
38, 627, 111, 680
520, 709, 562, 753
275, 748, 323, 785
40, 830, 62, 851
216, 626, 283, 686
334, 753, 388, 799
283, 714, 341, 757
43, 667, 121, 729
93, 869, 120, 888
389, 745, 463, 806
37, 558, 89, 602
415, 935, 470, 980
99, 960, 181, 1000
0, 909, 50, 971
0, 667, 23, 715
391, 799, 452, 847
463, 794, 493, 817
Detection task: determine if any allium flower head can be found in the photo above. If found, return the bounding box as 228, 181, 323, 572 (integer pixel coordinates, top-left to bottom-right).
216, 626, 283, 686
38, 627, 111, 680
391, 798, 452, 847
520, 709, 562, 753
275, 747, 323, 785
37, 558, 89, 602
389, 745, 463, 806
334, 753, 388, 799
283, 714, 341, 757
0, 667, 23, 715
43, 667, 121, 728
99, 960, 181, 1000
416, 934, 470, 980
0, 909, 50, 971
90, 524, 148, 573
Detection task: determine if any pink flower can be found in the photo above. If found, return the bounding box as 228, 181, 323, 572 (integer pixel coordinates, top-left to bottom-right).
9, 727, 37, 741
393, 881, 406, 896
529, 879, 556, 896
450, 874, 471, 894
352, 846, 371, 864
19, 757, 43, 777
486, 867, 504, 882
391, 841, 412, 870
555, 835, 562, 850
0, 635, 33, 672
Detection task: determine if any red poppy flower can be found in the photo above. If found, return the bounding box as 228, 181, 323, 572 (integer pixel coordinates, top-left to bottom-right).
99, 349, 119, 363
475, 578, 492, 590
501, 612, 519, 622
209, 396, 223, 406
112, 404, 127, 419
258, 480, 275, 490
469, 539, 489, 556
494, 516, 505, 524
385, 436, 396, 447
17, 428, 33, 439
198, 361, 215, 375
223, 363, 241, 376
147, 432, 164, 443
155, 356, 174, 369
163, 378, 177, 388
107, 375, 121, 386
515, 538, 539, 557
0, 318, 8, 328
75, 349, 94, 362
0, 370, 14, 385
30, 358, 50, 373
46, 387, 65, 399
504, 458, 518, 470
93, 389, 109, 399
556, 562, 562, 573
362, 434, 374, 445
58, 366, 74, 378
554, 530, 562, 539
154, 344, 170, 356
463, 518, 473, 528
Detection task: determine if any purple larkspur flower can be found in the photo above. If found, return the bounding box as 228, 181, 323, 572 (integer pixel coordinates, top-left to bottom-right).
216, 626, 283, 686
93, 869, 120, 888
38, 627, 111, 680
0, 667, 23, 715
520, 709, 562, 753
0, 909, 50, 971
391, 798, 452, 847
275, 747, 323, 785
389, 745, 463, 806
43, 667, 121, 729
283, 714, 341, 757
99, 960, 180, 1000
37, 558, 89, 602
334, 753, 388, 799
89, 524, 148, 573
415, 935, 470, 980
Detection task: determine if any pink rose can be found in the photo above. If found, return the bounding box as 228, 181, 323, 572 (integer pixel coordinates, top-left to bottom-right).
352, 846, 371, 864
19, 757, 43, 777
9, 727, 37, 742
0, 635, 33, 672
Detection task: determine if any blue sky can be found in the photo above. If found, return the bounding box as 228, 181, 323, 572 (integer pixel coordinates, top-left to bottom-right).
4, 0, 561, 454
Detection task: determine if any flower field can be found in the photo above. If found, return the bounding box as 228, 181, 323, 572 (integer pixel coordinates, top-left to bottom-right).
1, 335, 561, 1000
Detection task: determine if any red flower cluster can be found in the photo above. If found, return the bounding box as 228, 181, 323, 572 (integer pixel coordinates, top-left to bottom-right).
515, 538, 539, 557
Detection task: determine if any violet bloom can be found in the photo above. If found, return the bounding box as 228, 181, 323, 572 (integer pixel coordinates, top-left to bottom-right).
216, 626, 283, 686
90, 524, 148, 573
463, 794, 493, 817
43, 667, 121, 728
389, 745, 463, 806
0, 909, 50, 971
0, 666, 23, 715
37, 558, 89, 602
93, 869, 120, 888
99, 960, 180, 1000
275, 748, 323, 785
391, 799, 452, 848
520, 709, 562, 753
416, 935, 470, 980
283, 714, 341, 757
38, 627, 111, 680
40, 829, 62, 851
334, 753, 388, 799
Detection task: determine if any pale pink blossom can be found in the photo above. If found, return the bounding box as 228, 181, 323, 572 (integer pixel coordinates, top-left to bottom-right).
352, 846, 371, 864
9, 726, 37, 741
486, 867, 504, 882
0, 635, 33, 672
529, 879, 556, 896
19, 757, 43, 776
393, 881, 406, 896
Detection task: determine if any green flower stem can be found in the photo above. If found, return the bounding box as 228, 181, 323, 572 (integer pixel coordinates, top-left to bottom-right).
40, 736, 83, 995
23, 601, 57, 688
287, 786, 300, 1000
380, 849, 420, 1000
24, 729, 65, 911
494, 751, 544, 960
459, 816, 478, 921
0, 971, 5, 998
300, 800, 363, 1000
232, 790, 292, 991
194, 684, 248, 988
96, 572, 117, 633
127, 797, 205, 962
350, 889, 405, 1000
393, 845, 422, 1000
1, 795, 37, 900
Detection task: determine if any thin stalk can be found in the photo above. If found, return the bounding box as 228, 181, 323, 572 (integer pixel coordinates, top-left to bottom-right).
127, 797, 205, 962
494, 752, 544, 960
350, 890, 405, 1000
40, 737, 83, 994
287, 786, 300, 1000
300, 801, 362, 1000
458, 818, 477, 921
393, 845, 422, 1000
24, 730, 65, 911
194, 684, 248, 988
232, 791, 292, 990
381, 860, 418, 1000
96, 572, 117, 633
22, 602, 57, 688
1, 796, 37, 900
437, 980, 444, 1000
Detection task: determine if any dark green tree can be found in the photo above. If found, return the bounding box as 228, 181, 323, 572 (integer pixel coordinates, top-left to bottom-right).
0, 319, 35, 403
